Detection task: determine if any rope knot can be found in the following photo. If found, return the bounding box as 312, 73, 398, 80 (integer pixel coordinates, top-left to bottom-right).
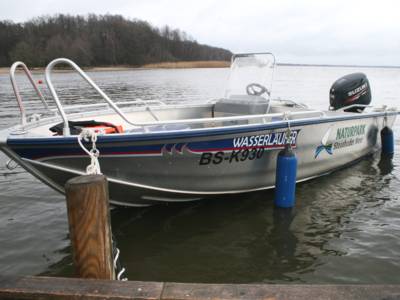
78, 128, 102, 175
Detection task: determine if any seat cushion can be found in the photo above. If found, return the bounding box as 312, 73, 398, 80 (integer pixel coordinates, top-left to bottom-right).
213, 95, 269, 117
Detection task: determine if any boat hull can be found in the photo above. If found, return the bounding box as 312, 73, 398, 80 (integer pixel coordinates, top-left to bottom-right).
2, 112, 397, 206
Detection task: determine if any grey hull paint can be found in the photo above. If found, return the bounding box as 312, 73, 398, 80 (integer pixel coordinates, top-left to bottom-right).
2, 113, 395, 206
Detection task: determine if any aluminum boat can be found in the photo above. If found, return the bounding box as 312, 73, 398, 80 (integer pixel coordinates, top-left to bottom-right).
0, 53, 397, 206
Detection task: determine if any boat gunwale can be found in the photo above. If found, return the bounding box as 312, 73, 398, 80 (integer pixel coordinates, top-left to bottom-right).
5, 109, 398, 146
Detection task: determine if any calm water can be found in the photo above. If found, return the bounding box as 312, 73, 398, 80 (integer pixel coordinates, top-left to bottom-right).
0, 66, 400, 283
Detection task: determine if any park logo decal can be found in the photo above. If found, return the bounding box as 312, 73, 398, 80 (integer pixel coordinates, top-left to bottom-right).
315, 124, 367, 158
315, 127, 334, 158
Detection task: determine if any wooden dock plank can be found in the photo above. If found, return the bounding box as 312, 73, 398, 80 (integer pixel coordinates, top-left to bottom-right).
0, 276, 163, 300
162, 282, 400, 300
1, 276, 400, 300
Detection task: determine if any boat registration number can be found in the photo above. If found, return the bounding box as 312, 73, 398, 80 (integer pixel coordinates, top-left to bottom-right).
199, 148, 264, 165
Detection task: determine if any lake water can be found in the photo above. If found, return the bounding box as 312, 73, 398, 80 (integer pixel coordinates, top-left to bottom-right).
0, 65, 400, 283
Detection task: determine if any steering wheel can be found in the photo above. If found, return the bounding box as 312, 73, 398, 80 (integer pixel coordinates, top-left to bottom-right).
246, 83, 270, 96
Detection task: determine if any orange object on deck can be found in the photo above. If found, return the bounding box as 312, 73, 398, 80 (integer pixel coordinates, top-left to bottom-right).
90, 125, 124, 134
49, 120, 124, 135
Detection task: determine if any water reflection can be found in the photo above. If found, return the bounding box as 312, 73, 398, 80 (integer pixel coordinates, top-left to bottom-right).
378, 154, 394, 175
270, 208, 298, 266
107, 194, 316, 283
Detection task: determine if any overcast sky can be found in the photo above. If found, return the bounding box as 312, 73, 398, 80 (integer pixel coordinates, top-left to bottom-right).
1, 0, 399, 66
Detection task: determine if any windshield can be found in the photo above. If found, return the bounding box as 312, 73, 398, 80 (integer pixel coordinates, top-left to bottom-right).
224, 53, 275, 100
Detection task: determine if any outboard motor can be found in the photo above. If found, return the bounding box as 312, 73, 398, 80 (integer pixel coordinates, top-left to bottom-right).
329, 73, 371, 112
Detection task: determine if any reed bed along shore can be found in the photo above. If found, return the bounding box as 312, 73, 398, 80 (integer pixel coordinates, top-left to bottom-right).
140, 60, 230, 69
0, 60, 230, 74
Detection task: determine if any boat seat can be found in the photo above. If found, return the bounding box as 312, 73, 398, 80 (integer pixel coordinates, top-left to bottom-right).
213, 95, 269, 117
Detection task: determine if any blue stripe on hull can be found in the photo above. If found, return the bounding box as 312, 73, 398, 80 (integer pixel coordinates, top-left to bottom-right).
8, 130, 298, 159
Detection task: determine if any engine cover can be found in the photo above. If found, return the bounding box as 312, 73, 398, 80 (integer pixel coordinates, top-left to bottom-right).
329, 73, 371, 112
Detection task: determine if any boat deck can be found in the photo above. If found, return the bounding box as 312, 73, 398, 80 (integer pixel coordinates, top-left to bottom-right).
19, 101, 333, 138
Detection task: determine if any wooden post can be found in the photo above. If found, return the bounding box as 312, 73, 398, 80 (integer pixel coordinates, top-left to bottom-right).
65, 174, 115, 280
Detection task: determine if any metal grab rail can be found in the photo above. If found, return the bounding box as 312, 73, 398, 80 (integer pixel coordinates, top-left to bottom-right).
45, 58, 141, 135
128, 110, 326, 127
132, 99, 163, 121
48, 100, 166, 113
10, 62, 49, 125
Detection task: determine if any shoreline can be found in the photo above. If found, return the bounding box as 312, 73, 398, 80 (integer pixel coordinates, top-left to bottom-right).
2, 60, 399, 75
0, 60, 230, 74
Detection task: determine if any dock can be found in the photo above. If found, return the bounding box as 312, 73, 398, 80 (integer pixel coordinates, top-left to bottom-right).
1, 276, 400, 299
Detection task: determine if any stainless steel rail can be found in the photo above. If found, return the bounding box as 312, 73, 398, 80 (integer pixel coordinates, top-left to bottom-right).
48, 100, 165, 113
45, 58, 167, 134
130, 110, 326, 128
133, 99, 164, 121
10, 62, 49, 125
45, 58, 141, 135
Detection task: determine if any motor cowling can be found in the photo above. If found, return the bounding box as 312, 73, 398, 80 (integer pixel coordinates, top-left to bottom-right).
329, 73, 371, 112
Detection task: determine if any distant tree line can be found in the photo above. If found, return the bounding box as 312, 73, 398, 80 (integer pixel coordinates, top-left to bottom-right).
0, 14, 232, 67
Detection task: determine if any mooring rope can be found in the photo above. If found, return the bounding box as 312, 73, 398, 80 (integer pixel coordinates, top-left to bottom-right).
77, 128, 102, 175
112, 237, 128, 281
283, 112, 293, 147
